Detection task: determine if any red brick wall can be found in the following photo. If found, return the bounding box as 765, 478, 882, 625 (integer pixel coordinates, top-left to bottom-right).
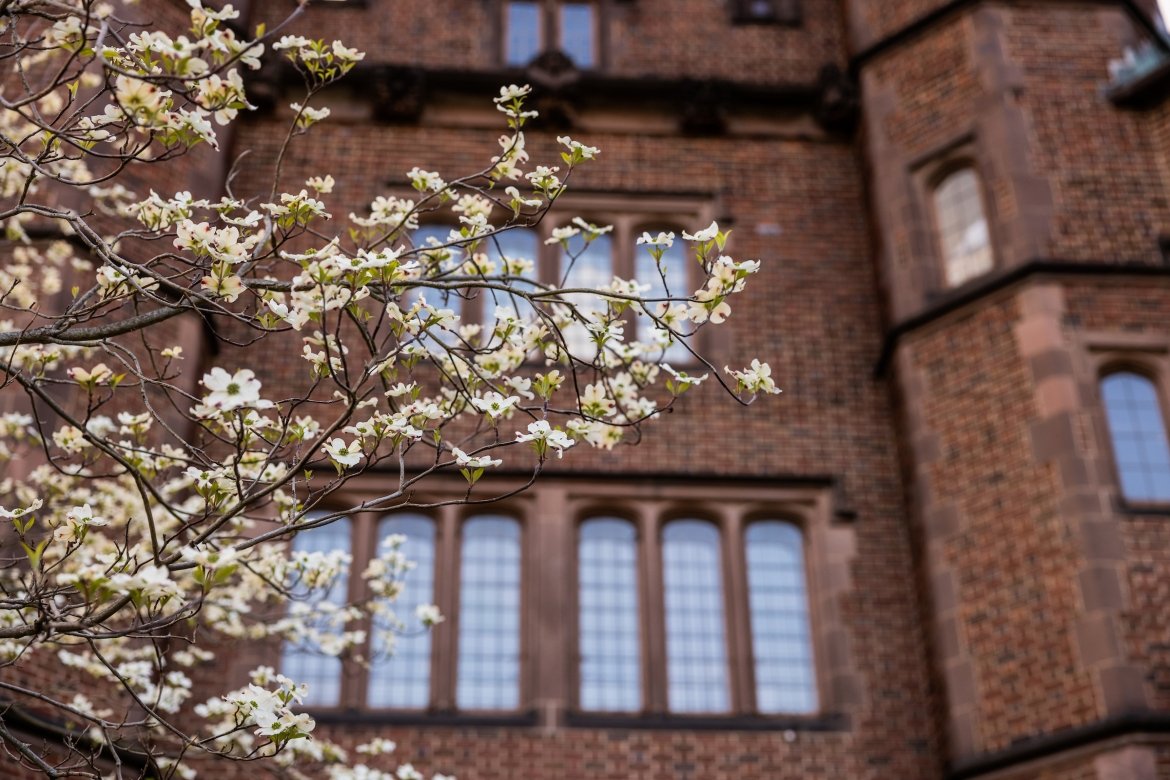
250, 0, 845, 85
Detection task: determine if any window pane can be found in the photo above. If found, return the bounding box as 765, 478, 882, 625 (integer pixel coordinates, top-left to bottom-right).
368, 515, 435, 709
281, 515, 351, 707
559, 231, 613, 359
485, 228, 541, 342
663, 520, 729, 713
506, 1, 541, 66
406, 224, 464, 343
1102, 373, 1170, 502
561, 3, 595, 68
933, 168, 992, 288
635, 229, 689, 363
579, 518, 641, 711
457, 516, 522, 710
746, 521, 818, 714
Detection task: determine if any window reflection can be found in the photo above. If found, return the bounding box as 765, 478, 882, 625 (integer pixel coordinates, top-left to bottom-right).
662, 520, 730, 713
457, 516, 522, 710
579, 518, 641, 711
368, 515, 435, 709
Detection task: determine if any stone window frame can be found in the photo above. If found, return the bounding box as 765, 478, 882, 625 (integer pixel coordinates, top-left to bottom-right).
291, 474, 857, 730
1082, 333, 1170, 513
909, 137, 1000, 297
498, 0, 607, 69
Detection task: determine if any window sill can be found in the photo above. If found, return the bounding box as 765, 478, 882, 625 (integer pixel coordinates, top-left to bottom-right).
309, 708, 540, 728
1118, 498, 1170, 517
564, 710, 848, 732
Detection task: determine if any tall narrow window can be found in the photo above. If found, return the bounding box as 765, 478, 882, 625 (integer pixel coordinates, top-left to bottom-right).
485, 227, 541, 335
505, 1, 542, 66
368, 514, 436, 709
1102, 372, 1170, 502
457, 516, 522, 710
558, 230, 613, 358
280, 516, 351, 707
406, 224, 464, 343
635, 228, 689, 363
662, 520, 730, 713
560, 3, 595, 67
745, 521, 817, 713
933, 167, 992, 288
578, 518, 641, 711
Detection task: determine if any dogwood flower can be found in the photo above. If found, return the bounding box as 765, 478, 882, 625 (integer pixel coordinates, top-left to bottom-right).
201, 367, 269, 411
516, 420, 576, 458
324, 438, 363, 469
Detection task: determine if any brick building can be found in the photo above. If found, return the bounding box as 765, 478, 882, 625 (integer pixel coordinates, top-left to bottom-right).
11, 0, 1170, 778
220, 0, 1170, 777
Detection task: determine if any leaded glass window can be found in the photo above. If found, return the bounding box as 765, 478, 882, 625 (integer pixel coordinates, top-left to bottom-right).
662, 520, 730, 713
578, 518, 641, 711
1102, 372, 1170, 502
368, 514, 436, 709
457, 516, 522, 710
745, 521, 817, 713
280, 515, 351, 707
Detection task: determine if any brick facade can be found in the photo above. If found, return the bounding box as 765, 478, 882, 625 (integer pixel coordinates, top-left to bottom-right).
8, 0, 1170, 778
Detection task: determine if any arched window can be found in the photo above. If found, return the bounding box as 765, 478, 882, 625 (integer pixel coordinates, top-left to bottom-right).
745, 521, 817, 713
635, 227, 689, 363
280, 515, 351, 707
578, 518, 640, 712
933, 167, 992, 288
1101, 372, 1170, 502
367, 514, 436, 709
662, 520, 730, 712
457, 515, 522, 710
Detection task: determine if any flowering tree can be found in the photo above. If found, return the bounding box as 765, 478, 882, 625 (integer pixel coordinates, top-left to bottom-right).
0, 1, 780, 778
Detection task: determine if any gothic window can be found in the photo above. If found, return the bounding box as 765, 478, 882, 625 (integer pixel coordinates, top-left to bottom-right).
578, 517, 641, 712
932, 167, 993, 288
745, 521, 817, 714
367, 514, 436, 709
457, 515, 523, 710
280, 515, 351, 708
662, 520, 730, 713
1101, 371, 1170, 503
